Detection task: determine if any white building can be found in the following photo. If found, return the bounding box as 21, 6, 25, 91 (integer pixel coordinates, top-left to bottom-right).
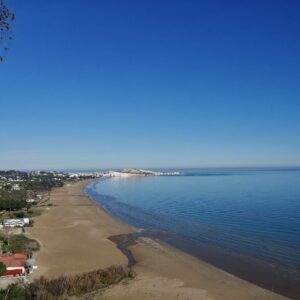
26, 199, 35, 203
3, 218, 30, 228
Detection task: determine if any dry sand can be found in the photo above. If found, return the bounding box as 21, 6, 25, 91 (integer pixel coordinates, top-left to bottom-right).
27, 180, 132, 279
27, 180, 289, 300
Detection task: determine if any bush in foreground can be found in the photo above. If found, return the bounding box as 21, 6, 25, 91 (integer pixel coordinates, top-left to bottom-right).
0, 284, 28, 300
28, 265, 133, 299
0, 265, 134, 299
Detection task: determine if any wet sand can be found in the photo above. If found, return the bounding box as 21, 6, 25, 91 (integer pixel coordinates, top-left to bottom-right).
27, 180, 290, 300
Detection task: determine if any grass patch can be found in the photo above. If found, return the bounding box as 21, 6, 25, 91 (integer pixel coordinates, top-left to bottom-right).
0, 234, 40, 252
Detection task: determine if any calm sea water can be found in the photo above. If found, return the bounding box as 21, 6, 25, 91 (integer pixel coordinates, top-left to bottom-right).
85, 168, 300, 298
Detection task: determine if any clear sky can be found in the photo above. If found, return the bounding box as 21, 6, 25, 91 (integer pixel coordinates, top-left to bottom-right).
1, 0, 300, 170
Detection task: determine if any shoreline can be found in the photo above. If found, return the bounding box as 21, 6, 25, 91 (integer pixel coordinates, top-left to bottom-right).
27, 180, 290, 300
85, 179, 300, 299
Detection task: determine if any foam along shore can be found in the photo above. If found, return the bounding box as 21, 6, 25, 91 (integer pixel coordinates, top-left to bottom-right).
27, 180, 289, 300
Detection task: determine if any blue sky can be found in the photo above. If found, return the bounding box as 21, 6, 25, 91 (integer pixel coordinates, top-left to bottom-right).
1, 0, 300, 169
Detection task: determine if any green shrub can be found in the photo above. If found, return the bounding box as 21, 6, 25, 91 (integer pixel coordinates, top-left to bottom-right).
27, 209, 42, 218
0, 190, 27, 211
0, 284, 28, 300
14, 211, 26, 218
3, 234, 40, 252
0, 262, 6, 276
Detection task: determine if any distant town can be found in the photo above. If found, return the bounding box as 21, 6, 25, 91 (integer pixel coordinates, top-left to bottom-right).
0, 168, 180, 191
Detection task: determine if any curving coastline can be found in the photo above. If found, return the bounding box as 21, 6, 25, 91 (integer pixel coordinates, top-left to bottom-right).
27, 180, 290, 300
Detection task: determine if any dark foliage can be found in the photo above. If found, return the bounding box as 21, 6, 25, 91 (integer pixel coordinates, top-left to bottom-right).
0, 261, 6, 276
0, 170, 28, 179
0, 191, 27, 210
0, 0, 15, 62
28, 265, 134, 299
0, 284, 28, 300
0, 199, 27, 210
25, 178, 64, 191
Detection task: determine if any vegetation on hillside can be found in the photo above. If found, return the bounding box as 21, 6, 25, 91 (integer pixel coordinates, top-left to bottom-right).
0, 191, 27, 210
0, 177, 62, 211
25, 178, 64, 191
0, 170, 27, 179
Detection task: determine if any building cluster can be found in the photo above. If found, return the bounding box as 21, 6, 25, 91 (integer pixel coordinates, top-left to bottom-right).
0, 170, 105, 191
0, 169, 180, 190
105, 169, 181, 177
0, 252, 35, 277
68, 172, 103, 179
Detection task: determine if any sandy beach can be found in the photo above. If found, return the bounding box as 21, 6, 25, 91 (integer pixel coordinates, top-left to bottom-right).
27, 180, 289, 300
26, 180, 132, 279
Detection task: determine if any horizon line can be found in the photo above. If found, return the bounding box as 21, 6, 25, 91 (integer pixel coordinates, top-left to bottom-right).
2, 165, 300, 172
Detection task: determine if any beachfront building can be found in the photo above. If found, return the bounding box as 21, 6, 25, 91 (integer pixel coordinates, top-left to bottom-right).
0, 253, 27, 277
2, 218, 30, 228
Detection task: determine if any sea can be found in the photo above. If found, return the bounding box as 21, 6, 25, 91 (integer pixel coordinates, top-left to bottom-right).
85, 168, 300, 299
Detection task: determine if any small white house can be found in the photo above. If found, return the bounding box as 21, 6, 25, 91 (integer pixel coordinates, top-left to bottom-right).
26, 199, 35, 203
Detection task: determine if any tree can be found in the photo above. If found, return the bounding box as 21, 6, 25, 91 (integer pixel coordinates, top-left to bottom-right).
0, 262, 6, 276
0, 0, 15, 62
